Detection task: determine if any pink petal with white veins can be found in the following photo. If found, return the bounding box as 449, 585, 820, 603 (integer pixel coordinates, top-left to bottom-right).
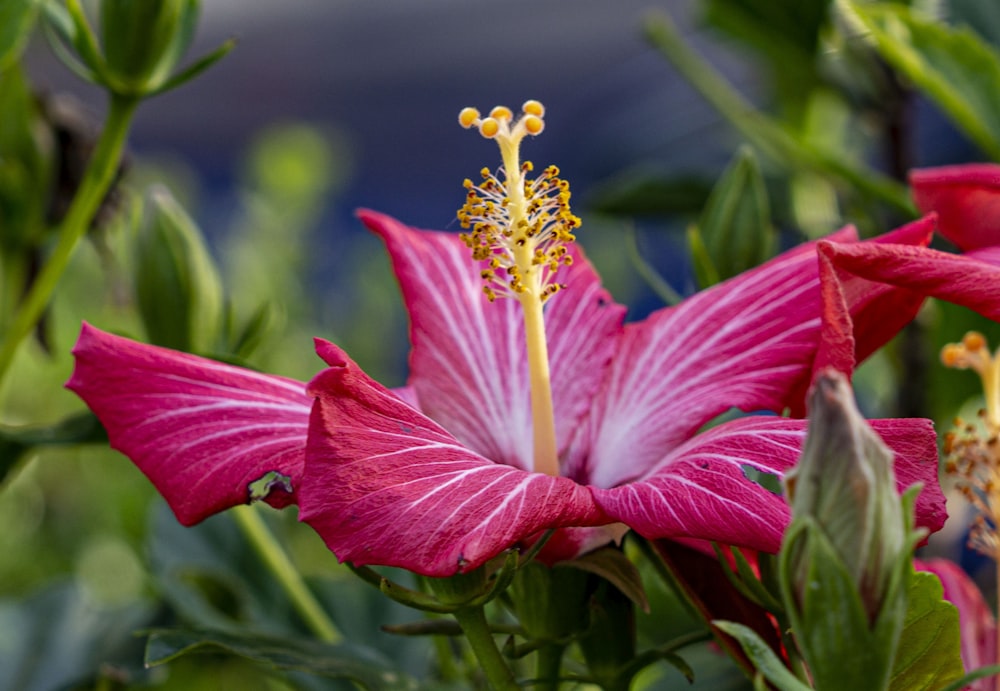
571, 229, 856, 489
300, 340, 608, 577
591, 415, 944, 552
66, 323, 310, 525
358, 210, 624, 473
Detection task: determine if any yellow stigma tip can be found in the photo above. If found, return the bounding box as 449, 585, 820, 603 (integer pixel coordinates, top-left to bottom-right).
479, 118, 500, 138
490, 106, 513, 121
522, 100, 544, 117
459, 107, 480, 128
524, 115, 544, 135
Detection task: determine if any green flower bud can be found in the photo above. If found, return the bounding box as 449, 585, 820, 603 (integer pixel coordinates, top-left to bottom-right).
99, 0, 188, 93
780, 368, 922, 691
783, 369, 905, 620
134, 187, 222, 354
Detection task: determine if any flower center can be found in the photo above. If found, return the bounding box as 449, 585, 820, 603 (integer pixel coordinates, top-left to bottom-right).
457, 101, 578, 477
941, 331, 1000, 557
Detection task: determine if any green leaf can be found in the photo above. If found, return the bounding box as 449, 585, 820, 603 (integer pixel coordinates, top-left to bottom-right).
0, 0, 39, 71
938, 665, 1000, 691
145, 627, 417, 691
888, 569, 964, 691
712, 621, 812, 691
850, 3, 1000, 160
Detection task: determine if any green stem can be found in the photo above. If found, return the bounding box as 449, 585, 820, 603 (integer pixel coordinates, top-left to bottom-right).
231, 504, 342, 644
452, 606, 519, 691
0, 93, 138, 385
535, 642, 565, 691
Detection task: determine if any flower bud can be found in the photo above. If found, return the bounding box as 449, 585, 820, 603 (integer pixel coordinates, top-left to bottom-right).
784, 369, 905, 619
134, 187, 222, 354
780, 368, 922, 690
100, 0, 187, 92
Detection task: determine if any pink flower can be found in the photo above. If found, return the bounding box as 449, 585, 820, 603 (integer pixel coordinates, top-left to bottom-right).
911, 164, 1000, 251
822, 164, 1000, 320
68, 210, 947, 577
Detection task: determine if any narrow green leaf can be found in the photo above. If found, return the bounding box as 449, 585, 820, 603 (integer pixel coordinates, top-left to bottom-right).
888, 569, 964, 691
712, 621, 812, 691
148, 37, 236, 98
144, 627, 418, 691
850, 3, 1000, 160
0, 0, 39, 71
938, 665, 1000, 691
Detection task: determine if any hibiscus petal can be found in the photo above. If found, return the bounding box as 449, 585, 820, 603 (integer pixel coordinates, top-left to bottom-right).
357, 210, 625, 472
66, 323, 310, 525
821, 242, 1000, 322
590, 416, 945, 552
300, 340, 608, 577
911, 164, 1000, 251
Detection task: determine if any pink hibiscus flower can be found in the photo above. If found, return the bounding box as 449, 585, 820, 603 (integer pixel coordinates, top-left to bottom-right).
68, 107, 948, 578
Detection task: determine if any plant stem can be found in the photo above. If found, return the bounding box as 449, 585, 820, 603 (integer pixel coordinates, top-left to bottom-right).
535, 642, 565, 691
0, 94, 139, 385
231, 504, 342, 644
452, 606, 519, 691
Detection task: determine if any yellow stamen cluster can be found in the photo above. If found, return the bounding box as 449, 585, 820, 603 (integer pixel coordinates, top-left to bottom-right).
456, 101, 579, 303
943, 412, 1000, 557
941, 331, 1000, 558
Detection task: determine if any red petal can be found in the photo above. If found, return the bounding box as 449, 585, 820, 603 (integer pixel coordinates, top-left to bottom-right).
822, 241, 1000, 321
300, 340, 607, 576
911, 164, 1000, 250
66, 323, 310, 525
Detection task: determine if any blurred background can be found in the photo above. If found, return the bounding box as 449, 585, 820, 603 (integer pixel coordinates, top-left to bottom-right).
4, 0, 1000, 688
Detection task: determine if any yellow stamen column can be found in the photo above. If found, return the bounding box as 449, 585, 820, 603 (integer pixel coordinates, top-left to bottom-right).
457, 101, 576, 478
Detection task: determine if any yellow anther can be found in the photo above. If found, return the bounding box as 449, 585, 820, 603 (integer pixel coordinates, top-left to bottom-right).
479, 118, 499, 138
490, 106, 513, 121
522, 99, 545, 117
459, 107, 480, 129
523, 115, 544, 135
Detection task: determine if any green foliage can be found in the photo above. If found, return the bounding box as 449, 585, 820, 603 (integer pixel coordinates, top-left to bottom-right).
145, 628, 418, 691
0, 0, 38, 71
888, 569, 964, 691
0, 411, 106, 485
689, 147, 775, 287
0, 581, 156, 691
134, 186, 223, 353
712, 621, 811, 691
850, 2, 1000, 160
